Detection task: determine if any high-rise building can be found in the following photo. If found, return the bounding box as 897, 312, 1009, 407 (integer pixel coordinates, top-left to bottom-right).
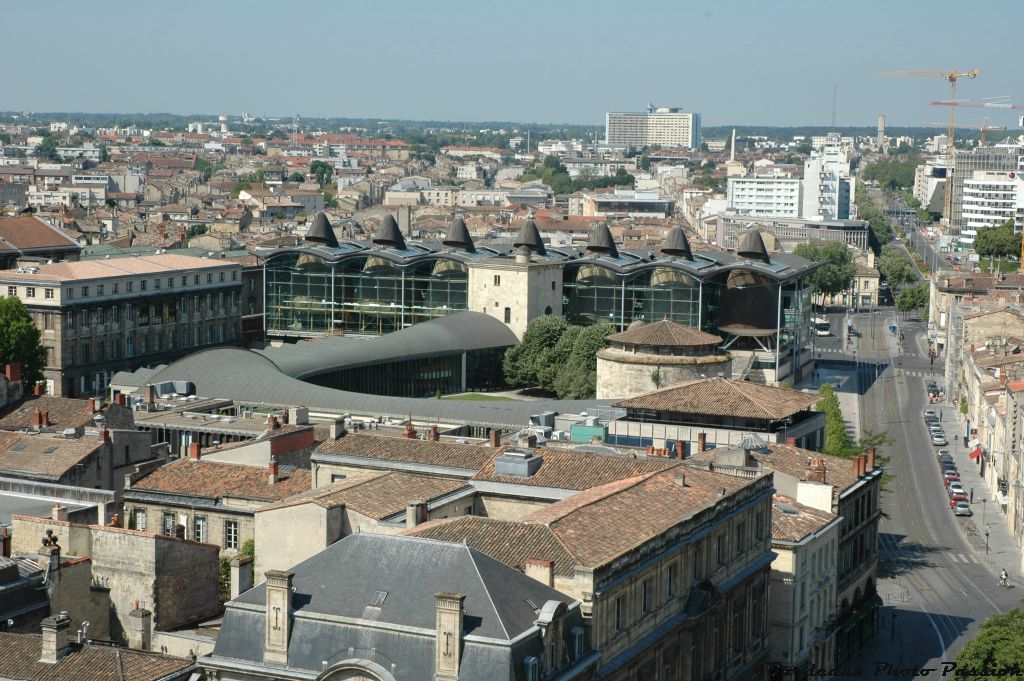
949, 141, 1024, 234
605, 105, 701, 149
802, 134, 854, 221
727, 175, 803, 218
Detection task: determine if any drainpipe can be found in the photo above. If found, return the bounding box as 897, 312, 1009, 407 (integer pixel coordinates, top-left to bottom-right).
775, 283, 783, 384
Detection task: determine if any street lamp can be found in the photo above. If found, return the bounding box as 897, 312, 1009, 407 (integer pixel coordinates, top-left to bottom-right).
986, 528, 990, 556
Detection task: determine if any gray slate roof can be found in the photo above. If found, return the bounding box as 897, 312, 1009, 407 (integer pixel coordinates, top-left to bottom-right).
211, 533, 573, 678
373, 214, 407, 250
660, 226, 693, 259
443, 217, 476, 253
586, 223, 619, 259
305, 212, 340, 249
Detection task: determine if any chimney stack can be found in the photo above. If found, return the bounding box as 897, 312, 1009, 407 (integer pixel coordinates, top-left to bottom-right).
526, 434, 537, 448
4, 362, 21, 383
39, 613, 72, 664
867, 447, 876, 472
99, 426, 109, 443
524, 558, 555, 587
429, 424, 440, 442
267, 415, 279, 430
88, 398, 96, 413
786, 436, 797, 446
114, 393, 126, 406
263, 570, 294, 664
402, 422, 418, 439
674, 471, 686, 487
856, 454, 866, 477
143, 384, 155, 405
488, 429, 501, 448
39, 532, 61, 573
128, 602, 152, 651
188, 442, 201, 460
33, 406, 44, 430
268, 458, 279, 485
805, 457, 827, 484
33, 382, 45, 396
434, 593, 466, 681
42, 411, 49, 427
697, 432, 707, 452
52, 504, 69, 522
406, 500, 427, 527
674, 440, 686, 459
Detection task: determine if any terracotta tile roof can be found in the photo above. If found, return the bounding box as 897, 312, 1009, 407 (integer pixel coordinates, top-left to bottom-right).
0, 431, 102, 479
771, 495, 837, 542
612, 377, 821, 420
472, 448, 677, 490
0, 632, 194, 681
0, 253, 235, 283
748, 443, 862, 494
260, 471, 466, 519
974, 353, 1024, 368
131, 459, 310, 502
0, 216, 81, 252
0, 396, 95, 432
607, 319, 723, 347
404, 515, 580, 576
314, 433, 497, 471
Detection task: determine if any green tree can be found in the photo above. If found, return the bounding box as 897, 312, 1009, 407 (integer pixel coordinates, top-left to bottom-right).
551, 323, 614, 399
34, 136, 61, 162
196, 158, 213, 182
817, 383, 853, 458
973, 220, 1020, 258
185, 224, 209, 239
0, 297, 47, 388
503, 316, 568, 388
794, 241, 856, 300
310, 160, 333, 187
878, 245, 917, 287
146, 138, 166, 147
288, 171, 306, 183
896, 284, 929, 315
861, 158, 918, 190
231, 180, 252, 198
954, 609, 1024, 678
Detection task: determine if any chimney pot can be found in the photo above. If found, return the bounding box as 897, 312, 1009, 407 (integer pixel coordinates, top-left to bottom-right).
867, 447, 876, 472
268, 458, 279, 485
188, 442, 201, 460
488, 429, 501, 448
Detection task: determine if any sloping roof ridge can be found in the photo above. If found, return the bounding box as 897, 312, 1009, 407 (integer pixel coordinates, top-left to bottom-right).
465, 541, 511, 640
525, 472, 660, 525
721, 379, 781, 420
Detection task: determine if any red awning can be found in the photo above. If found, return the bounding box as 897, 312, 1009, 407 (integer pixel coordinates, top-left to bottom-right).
969, 447, 983, 460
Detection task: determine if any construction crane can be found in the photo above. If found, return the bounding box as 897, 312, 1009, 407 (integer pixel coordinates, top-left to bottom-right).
926, 120, 1008, 146
881, 69, 980, 221
932, 98, 1024, 110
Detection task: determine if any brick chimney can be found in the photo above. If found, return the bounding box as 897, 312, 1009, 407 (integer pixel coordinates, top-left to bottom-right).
142, 384, 155, 405
805, 457, 827, 484
429, 424, 440, 442
403, 422, 418, 439
33, 382, 45, 396
4, 363, 21, 383
42, 411, 49, 427
267, 415, 279, 430
188, 442, 201, 460
88, 398, 96, 413
674, 440, 686, 459
697, 432, 707, 452
524, 558, 554, 587
488, 429, 500, 447
867, 447, 876, 472
115, 393, 126, 406
855, 455, 865, 477
39, 612, 72, 664
786, 436, 797, 446
99, 426, 109, 443
33, 407, 44, 429
268, 458, 279, 485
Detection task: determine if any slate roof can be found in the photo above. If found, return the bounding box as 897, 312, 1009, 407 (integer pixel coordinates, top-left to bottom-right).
771, 495, 838, 542
372, 214, 406, 250
0, 431, 102, 480
130, 459, 310, 502
0, 396, 95, 432
0, 216, 82, 252
586, 223, 619, 259
0, 633, 194, 681
606, 319, 723, 347
660, 226, 693, 259
303, 212, 339, 248
212, 533, 573, 677
258, 471, 467, 519
612, 377, 821, 420
314, 433, 498, 472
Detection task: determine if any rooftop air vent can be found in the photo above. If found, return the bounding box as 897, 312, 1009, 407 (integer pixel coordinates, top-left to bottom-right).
494, 448, 544, 478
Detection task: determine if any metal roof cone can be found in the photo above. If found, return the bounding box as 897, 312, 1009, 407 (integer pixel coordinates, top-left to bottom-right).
443, 217, 476, 253
660, 226, 693, 260
513, 219, 546, 256
737, 229, 769, 263
373, 214, 407, 250
304, 212, 340, 248
585, 223, 619, 259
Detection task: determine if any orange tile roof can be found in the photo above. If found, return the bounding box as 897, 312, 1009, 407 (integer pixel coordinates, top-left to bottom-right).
131, 458, 310, 502
0, 216, 81, 252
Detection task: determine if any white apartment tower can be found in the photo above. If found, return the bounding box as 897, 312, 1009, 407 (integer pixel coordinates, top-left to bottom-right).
802, 134, 854, 221
605, 105, 702, 149
726, 175, 803, 218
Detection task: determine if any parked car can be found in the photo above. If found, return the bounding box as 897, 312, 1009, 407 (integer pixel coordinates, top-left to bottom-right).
953, 501, 973, 516
944, 475, 961, 488
932, 435, 948, 446
950, 493, 968, 506
925, 409, 937, 418
948, 481, 966, 496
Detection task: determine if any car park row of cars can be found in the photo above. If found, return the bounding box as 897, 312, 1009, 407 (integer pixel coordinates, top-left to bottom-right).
929, 408, 972, 517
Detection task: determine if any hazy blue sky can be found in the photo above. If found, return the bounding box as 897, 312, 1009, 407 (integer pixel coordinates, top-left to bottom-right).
2, 0, 1020, 128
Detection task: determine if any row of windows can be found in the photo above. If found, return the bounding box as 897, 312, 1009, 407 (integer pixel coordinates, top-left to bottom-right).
3, 269, 239, 302
63, 294, 239, 334
64, 323, 234, 365
133, 509, 239, 549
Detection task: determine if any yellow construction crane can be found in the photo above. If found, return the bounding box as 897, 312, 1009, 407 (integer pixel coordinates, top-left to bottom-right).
880, 68, 980, 221
923, 120, 1007, 146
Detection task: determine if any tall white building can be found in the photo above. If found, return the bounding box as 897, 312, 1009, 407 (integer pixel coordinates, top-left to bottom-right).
726, 175, 803, 218
605, 105, 701, 149
957, 170, 1024, 248
802, 134, 854, 221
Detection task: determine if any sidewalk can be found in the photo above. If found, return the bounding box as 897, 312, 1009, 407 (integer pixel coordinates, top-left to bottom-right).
932, 402, 1024, 578
795, 367, 861, 443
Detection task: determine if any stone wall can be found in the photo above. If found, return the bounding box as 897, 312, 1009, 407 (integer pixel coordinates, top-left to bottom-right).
596, 348, 733, 399
254, 503, 342, 581
153, 532, 220, 631
467, 262, 563, 339
125, 501, 256, 556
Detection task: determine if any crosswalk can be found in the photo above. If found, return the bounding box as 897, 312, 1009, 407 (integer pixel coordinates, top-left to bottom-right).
948, 552, 976, 565
904, 370, 942, 377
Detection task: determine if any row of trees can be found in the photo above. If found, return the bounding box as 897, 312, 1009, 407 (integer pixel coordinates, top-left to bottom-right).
794, 241, 856, 299
973, 219, 1021, 258
817, 384, 892, 459
878, 245, 917, 287
855, 182, 895, 251
502, 316, 614, 400
861, 157, 918, 190
519, 155, 634, 195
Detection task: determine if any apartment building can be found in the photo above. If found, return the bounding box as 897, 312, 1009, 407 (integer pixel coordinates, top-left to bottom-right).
950, 141, 1024, 234
0, 215, 82, 269
802, 135, 854, 221
0, 253, 242, 397
958, 169, 1024, 248
727, 175, 804, 218
716, 212, 870, 252
605, 106, 702, 150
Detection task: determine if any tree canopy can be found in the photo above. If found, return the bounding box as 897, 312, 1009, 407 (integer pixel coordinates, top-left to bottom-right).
0, 298, 46, 388
817, 383, 852, 457
861, 157, 918, 190
34, 136, 60, 162
309, 160, 333, 187
794, 242, 856, 298
896, 284, 929, 315
878, 245, 917, 287
855, 183, 894, 251
502, 317, 613, 399
954, 608, 1024, 678
973, 220, 1020, 258
519, 155, 635, 195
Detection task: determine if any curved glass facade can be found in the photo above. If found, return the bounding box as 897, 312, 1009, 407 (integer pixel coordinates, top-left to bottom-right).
265, 253, 468, 336
562, 263, 711, 331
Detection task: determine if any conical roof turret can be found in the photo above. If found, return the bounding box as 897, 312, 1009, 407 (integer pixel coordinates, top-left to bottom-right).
373, 214, 407, 250
304, 212, 340, 248
585, 223, 619, 259
513, 219, 546, 256
660, 226, 693, 260
443, 217, 475, 253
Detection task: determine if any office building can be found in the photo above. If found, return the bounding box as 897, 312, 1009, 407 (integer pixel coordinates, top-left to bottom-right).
727, 175, 803, 218
802, 135, 854, 221
949, 141, 1024, 234
716, 212, 870, 252
0, 253, 242, 397
958, 169, 1024, 249
605, 105, 702, 149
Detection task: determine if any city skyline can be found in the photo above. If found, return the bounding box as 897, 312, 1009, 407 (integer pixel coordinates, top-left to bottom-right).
1, 0, 1021, 128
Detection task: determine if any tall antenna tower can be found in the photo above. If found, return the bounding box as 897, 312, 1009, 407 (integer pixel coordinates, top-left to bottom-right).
832, 84, 838, 128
